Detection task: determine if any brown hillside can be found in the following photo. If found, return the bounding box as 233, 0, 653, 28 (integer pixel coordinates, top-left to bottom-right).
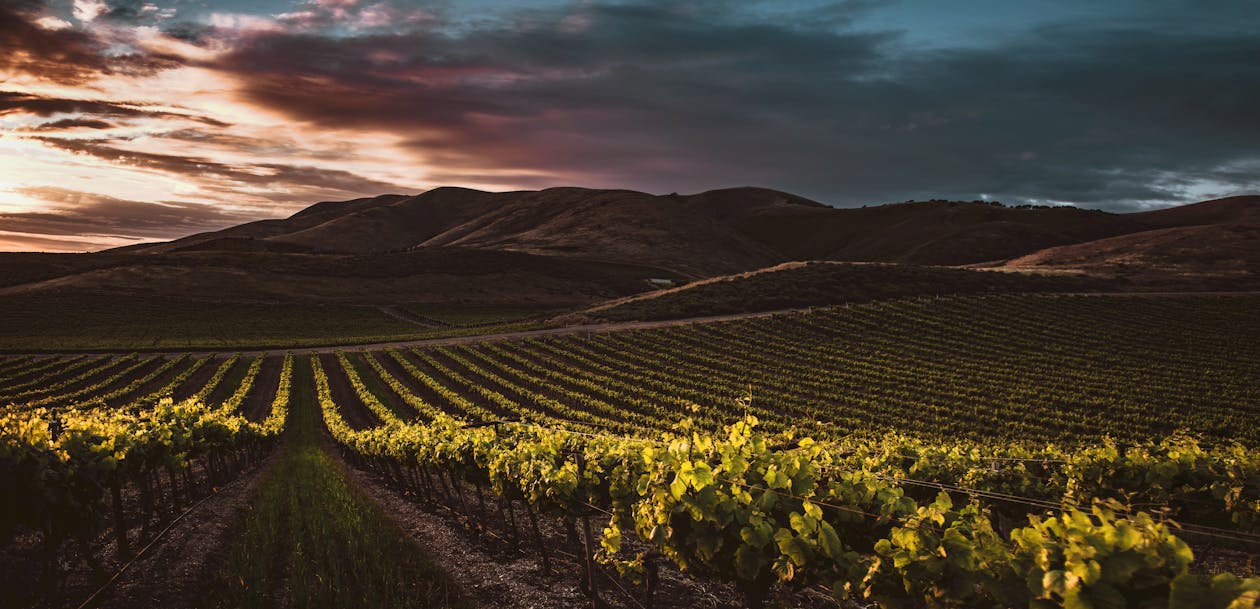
261, 186, 815, 276
732, 200, 1140, 265
128, 193, 411, 254
12, 187, 1256, 307
1133, 195, 1260, 228
124, 187, 1243, 276
1001, 195, 1260, 285
268, 187, 509, 254
412, 187, 789, 276
1004, 224, 1260, 278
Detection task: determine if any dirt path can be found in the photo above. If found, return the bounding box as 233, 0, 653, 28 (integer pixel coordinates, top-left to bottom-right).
90, 457, 274, 609
337, 452, 631, 609
335, 441, 829, 609
8, 291, 1260, 358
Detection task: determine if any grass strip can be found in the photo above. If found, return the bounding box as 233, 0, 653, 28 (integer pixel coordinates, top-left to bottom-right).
212, 356, 468, 609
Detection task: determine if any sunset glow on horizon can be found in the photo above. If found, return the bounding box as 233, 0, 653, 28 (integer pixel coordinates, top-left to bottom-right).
2, 0, 1258, 251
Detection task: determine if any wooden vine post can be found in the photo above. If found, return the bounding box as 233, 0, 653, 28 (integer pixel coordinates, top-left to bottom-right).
575, 452, 602, 607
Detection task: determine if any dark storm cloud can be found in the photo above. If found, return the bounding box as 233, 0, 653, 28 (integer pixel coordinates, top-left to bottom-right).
211, 1, 1260, 209
4, 0, 1257, 217
0, 3, 181, 83
216, 3, 894, 189
3, 187, 257, 239
875, 21, 1260, 208
27, 118, 116, 130
99, 0, 169, 23
0, 91, 230, 127
161, 20, 215, 43
0, 3, 115, 83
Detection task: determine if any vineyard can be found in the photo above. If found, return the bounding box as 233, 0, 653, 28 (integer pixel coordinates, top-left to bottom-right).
2, 294, 1258, 608
0, 292, 555, 351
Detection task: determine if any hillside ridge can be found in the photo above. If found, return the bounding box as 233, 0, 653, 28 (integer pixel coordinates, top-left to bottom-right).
117, 188, 1260, 276
5, 187, 1254, 306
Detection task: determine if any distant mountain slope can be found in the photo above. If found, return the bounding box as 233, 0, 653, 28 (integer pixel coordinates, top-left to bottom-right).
997, 196, 1260, 288
255, 187, 806, 276
407, 187, 792, 276
17, 187, 1255, 306
269, 187, 508, 254
1004, 223, 1260, 275
124, 187, 820, 276
126, 186, 1256, 276
133, 194, 413, 254
1132, 195, 1260, 227
734, 200, 1103, 261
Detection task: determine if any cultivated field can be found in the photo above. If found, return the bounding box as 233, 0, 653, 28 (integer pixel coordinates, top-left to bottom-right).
2, 294, 1258, 608
0, 293, 554, 351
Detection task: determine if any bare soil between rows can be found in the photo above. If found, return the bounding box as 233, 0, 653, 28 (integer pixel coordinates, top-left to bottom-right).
0, 453, 275, 609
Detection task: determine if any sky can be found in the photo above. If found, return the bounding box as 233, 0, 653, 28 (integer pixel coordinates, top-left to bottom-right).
1, 0, 1258, 251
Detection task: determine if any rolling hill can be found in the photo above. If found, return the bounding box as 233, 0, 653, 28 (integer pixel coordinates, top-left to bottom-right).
2, 188, 1256, 309
122, 186, 1240, 275
132, 187, 812, 277
1000, 196, 1260, 288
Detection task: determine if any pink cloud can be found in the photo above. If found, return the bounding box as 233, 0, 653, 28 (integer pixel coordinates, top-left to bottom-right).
314, 0, 360, 8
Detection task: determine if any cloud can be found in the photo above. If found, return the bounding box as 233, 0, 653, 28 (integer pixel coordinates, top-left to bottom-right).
31, 136, 411, 203
72, 0, 108, 23
33, 15, 71, 30
207, 1, 1259, 209
215, 3, 894, 187
0, 3, 118, 83
273, 0, 436, 33
2, 187, 257, 241
0, 91, 230, 126
0, 3, 183, 83
98, 0, 178, 24
27, 118, 116, 130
